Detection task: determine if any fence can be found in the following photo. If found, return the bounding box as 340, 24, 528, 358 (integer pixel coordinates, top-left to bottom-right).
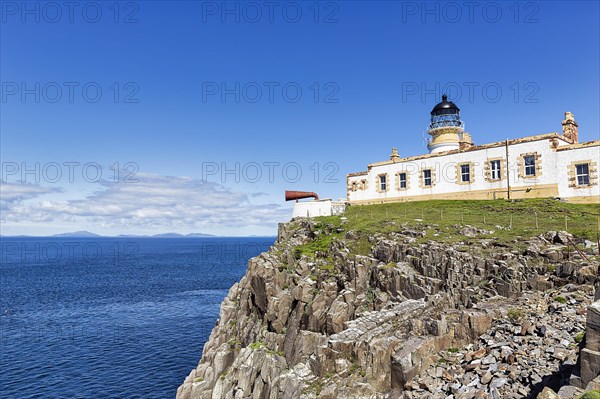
345, 202, 600, 239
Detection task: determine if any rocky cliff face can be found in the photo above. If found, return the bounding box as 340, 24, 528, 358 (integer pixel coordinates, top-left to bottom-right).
176, 219, 599, 399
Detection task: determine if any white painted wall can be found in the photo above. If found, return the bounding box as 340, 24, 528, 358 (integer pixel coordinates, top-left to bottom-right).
292, 200, 333, 218
347, 136, 597, 202
557, 145, 600, 199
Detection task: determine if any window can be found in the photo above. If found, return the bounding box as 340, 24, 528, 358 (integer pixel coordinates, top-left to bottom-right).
524, 155, 536, 176
379, 175, 387, 191
423, 169, 432, 187
490, 160, 501, 180
576, 163, 590, 185
399, 173, 407, 189
351, 182, 357, 191
460, 164, 471, 182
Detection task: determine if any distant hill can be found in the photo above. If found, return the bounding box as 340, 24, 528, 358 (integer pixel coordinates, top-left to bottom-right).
184, 233, 215, 238
151, 233, 186, 238
51, 231, 102, 237
151, 233, 215, 238
3, 231, 215, 238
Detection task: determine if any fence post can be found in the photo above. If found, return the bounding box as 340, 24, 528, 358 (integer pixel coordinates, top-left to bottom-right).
510, 213, 513, 229
535, 212, 538, 229
564, 215, 568, 231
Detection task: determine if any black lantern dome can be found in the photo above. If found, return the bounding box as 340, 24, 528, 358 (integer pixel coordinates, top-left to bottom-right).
431, 94, 460, 116
429, 95, 462, 129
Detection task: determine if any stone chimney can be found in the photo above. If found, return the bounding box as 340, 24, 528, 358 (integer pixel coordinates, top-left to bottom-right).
459, 132, 474, 151
390, 147, 400, 162
562, 112, 579, 143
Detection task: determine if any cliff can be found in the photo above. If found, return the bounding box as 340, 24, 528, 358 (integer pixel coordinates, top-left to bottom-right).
177, 208, 599, 399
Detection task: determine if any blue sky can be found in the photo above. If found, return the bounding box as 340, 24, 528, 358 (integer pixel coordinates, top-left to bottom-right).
1, 0, 599, 236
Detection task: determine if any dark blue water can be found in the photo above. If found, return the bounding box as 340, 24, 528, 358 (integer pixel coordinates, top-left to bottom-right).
0, 237, 274, 399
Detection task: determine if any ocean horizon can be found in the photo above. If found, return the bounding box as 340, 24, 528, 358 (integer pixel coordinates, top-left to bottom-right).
0, 236, 275, 399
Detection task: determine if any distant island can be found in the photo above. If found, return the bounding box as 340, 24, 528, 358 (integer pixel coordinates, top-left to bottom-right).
52, 231, 103, 237
1, 231, 216, 238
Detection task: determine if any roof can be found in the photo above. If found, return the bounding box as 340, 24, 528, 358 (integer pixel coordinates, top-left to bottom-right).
555, 141, 600, 151
345, 133, 595, 178
431, 94, 460, 115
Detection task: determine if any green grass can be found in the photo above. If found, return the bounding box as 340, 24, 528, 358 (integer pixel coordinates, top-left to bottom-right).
348, 362, 366, 377
555, 296, 567, 304
293, 199, 599, 258
507, 308, 524, 321
344, 199, 599, 241
294, 221, 341, 258
303, 379, 324, 395
580, 391, 600, 399
249, 341, 265, 350
575, 331, 586, 343
247, 341, 285, 358
318, 260, 335, 271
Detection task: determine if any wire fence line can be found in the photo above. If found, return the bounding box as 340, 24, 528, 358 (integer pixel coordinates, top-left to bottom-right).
352, 207, 600, 237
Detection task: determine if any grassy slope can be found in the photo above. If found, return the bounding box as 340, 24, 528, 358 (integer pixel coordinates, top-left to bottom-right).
296, 199, 600, 257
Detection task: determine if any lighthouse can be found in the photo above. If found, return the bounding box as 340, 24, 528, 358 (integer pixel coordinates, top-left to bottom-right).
427, 95, 472, 153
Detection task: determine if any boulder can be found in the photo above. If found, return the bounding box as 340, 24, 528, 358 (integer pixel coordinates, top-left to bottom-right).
581, 348, 600, 386
557, 385, 583, 398
586, 375, 600, 391
536, 387, 560, 399
587, 301, 600, 352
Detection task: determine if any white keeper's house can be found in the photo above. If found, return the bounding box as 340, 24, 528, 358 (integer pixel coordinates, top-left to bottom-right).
346, 95, 600, 205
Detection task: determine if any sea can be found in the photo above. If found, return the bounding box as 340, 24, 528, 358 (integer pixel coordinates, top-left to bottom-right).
0, 237, 275, 399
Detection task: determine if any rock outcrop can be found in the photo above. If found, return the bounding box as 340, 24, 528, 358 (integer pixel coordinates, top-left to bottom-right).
177, 220, 599, 399
400, 287, 591, 398
581, 286, 600, 387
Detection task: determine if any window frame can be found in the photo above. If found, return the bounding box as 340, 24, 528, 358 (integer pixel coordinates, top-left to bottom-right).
399, 172, 407, 189
524, 155, 536, 176
379, 174, 387, 191
460, 164, 471, 183
490, 160, 501, 180
423, 169, 432, 187
575, 163, 590, 186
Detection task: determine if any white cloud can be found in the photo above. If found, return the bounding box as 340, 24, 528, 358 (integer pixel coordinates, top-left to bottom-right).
0, 174, 290, 234
0, 181, 61, 209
